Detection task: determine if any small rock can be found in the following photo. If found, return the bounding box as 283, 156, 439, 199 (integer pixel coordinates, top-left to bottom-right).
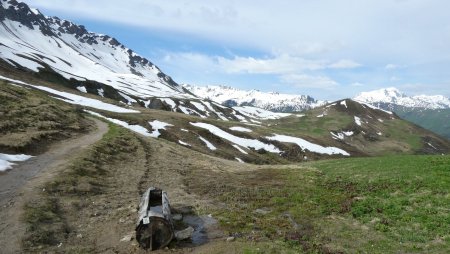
172, 214, 182, 221
226, 236, 235, 242
120, 232, 134, 242
76, 234, 83, 238
254, 208, 271, 215
175, 226, 194, 241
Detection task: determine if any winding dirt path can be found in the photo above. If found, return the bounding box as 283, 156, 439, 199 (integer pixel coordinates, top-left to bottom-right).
0, 118, 108, 253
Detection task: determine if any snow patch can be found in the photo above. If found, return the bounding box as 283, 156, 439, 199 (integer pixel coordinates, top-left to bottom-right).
1, 76, 139, 113
178, 140, 191, 147
190, 122, 280, 153
233, 106, 291, 120
119, 92, 137, 104
199, 136, 217, 150
190, 101, 207, 112
352, 100, 393, 114
330, 132, 345, 140
340, 100, 348, 108
97, 88, 104, 97
331, 131, 354, 140
0, 153, 33, 172
266, 134, 350, 156
229, 126, 252, 133
149, 120, 173, 138
232, 144, 248, 154
161, 98, 177, 110
86, 111, 151, 136
427, 142, 437, 150
235, 157, 245, 163
76, 86, 87, 93
354, 116, 362, 126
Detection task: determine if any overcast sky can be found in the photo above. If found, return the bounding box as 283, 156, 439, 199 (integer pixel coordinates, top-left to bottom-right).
24, 0, 450, 100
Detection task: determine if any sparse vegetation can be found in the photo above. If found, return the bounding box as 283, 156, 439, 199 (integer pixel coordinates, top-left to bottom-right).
186, 155, 450, 253
0, 82, 92, 154
22, 123, 142, 251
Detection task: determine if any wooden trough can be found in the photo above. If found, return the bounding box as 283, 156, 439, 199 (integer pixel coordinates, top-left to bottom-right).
136, 187, 174, 250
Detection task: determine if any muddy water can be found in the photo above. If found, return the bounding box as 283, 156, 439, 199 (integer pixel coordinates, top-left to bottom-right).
183, 214, 224, 245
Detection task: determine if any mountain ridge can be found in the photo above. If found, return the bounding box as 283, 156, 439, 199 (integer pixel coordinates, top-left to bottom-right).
0, 0, 190, 99
354, 87, 450, 110
183, 84, 326, 112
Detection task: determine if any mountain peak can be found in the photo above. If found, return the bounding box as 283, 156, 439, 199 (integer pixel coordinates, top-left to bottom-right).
354, 87, 450, 109
0, 0, 189, 99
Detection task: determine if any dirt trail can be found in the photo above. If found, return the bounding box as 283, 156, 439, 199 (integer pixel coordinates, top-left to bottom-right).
0, 118, 108, 253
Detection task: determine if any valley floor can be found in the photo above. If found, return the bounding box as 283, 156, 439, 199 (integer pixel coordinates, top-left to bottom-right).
2, 116, 448, 253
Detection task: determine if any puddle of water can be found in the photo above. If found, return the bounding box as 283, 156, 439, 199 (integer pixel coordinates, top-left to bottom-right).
182, 214, 222, 245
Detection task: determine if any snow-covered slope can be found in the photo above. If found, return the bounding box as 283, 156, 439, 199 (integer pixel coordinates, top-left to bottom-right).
354, 87, 450, 109
183, 84, 326, 112
0, 0, 192, 99
0, 0, 300, 123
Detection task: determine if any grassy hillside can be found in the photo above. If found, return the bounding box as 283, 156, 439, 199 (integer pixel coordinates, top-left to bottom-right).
189, 155, 450, 253
396, 108, 450, 140
2, 77, 450, 163
0, 81, 93, 154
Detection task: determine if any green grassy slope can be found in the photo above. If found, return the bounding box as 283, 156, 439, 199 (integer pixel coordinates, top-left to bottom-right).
396, 108, 450, 140
188, 155, 450, 253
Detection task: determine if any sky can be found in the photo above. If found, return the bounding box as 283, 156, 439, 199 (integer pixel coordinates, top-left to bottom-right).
23, 0, 450, 100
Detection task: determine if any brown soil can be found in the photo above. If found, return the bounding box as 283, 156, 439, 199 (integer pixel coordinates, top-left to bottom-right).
0, 118, 108, 253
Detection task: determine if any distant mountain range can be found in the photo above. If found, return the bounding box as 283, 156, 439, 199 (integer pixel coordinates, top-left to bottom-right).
354, 87, 450, 110
183, 84, 326, 112
354, 87, 450, 139
184, 85, 450, 139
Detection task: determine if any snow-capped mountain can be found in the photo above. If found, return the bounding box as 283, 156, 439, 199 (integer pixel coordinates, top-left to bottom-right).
0, 0, 193, 99
0, 0, 293, 122
183, 84, 326, 112
354, 87, 450, 110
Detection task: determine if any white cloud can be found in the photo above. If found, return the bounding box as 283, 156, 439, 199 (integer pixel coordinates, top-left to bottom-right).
26, 0, 450, 62
351, 82, 365, 87
216, 55, 360, 74
160, 51, 358, 75
329, 59, 361, 69
217, 54, 326, 74
280, 74, 339, 89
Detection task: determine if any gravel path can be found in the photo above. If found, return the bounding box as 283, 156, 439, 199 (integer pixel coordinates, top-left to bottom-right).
0, 118, 108, 253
